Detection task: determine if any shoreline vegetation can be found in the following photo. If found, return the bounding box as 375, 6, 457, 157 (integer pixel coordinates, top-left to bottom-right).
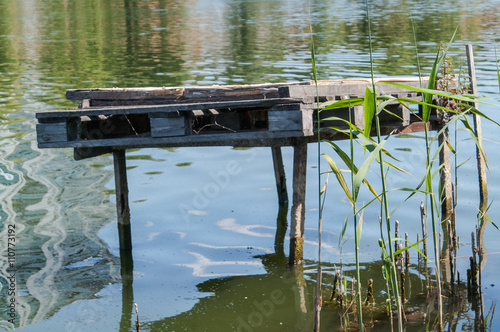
310, 1, 500, 330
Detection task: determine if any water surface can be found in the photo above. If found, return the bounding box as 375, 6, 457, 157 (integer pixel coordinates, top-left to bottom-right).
1, 0, 500, 331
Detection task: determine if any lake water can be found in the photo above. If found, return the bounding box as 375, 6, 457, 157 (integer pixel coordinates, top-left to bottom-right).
1, 0, 500, 331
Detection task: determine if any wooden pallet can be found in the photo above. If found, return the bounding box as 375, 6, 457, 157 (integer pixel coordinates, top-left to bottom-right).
36, 77, 433, 160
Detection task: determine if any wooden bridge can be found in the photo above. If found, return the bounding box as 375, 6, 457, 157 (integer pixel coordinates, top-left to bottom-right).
36, 76, 448, 265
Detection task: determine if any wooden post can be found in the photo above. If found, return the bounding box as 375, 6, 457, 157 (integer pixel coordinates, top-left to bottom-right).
466, 44, 488, 260
289, 141, 307, 265
466, 45, 488, 205
439, 126, 452, 222
114, 150, 132, 251
271, 146, 288, 205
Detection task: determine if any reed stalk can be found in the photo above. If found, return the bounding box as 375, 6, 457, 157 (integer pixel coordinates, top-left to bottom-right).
310, 24, 323, 332
349, 88, 363, 330
366, 2, 403, 329
135, 303, 140, 332
424, 122, 443, 330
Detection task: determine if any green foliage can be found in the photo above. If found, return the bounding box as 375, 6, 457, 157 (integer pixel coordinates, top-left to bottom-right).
363, 87, 376, 137
314, 5, 500, 330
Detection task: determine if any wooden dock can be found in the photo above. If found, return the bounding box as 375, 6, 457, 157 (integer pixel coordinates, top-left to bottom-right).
36, 77, 444, 265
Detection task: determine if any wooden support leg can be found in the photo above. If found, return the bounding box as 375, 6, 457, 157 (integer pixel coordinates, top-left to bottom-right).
439, 126, 452, 222
271, 146, 288, 205
439, 126, 453, 283
113, 150, 132, 251
289, 142, 307, 266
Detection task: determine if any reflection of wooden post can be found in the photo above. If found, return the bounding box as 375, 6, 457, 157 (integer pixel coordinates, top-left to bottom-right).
289, 142, 307, 265
274, 204, 288, 258
271, 146, 288, 205
114, 150, 132, 251
119, 249, 134, 331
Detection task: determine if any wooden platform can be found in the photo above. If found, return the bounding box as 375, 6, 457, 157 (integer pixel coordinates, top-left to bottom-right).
37, 77, 432, 160
35, 77, 442, 265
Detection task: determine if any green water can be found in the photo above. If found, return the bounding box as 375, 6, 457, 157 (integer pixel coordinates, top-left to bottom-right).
1, 0, 500, 331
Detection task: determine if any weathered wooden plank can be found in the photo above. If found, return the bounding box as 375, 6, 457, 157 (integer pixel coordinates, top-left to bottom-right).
66, 83, 303, 102
38, 130, 308, 150
280, 77, 430, 99
39, 119, 419, 151
68, 87, 186, 102
37, 98, 301, 119
68, 78, 432, 105
150, 117, 186, 137
36, 122, 67, 143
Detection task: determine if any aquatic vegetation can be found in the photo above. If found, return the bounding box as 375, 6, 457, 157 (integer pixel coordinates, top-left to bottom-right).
312, 5, 500, 331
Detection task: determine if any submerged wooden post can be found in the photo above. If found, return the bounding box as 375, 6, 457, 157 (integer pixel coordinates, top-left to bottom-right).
289, 141, 307, 265
271, 146, 288, 205
114, 150, 132, 251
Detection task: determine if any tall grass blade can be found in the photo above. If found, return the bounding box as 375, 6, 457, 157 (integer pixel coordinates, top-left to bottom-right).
364, 87, 376, 137
393, 237, 427, 259
459, 116, 490, 171
353, 133, 390, 202
310, 21, 325, 332
322, 154, 353, 205
423, 50, 441, 123
323, 140, 380, 198
357, 211, 364, 246
322, 98, 364, 110
339, 214, 350, 250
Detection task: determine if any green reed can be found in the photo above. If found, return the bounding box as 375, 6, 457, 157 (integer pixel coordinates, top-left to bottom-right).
310, 24, 325, 332
312, 5, 500, 330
